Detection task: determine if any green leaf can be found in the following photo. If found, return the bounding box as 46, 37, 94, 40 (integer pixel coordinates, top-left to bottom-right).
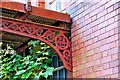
18, 66, 23, 70
3, 58, 8, 62
43, 52, 49, 55
0, 60, 2, 64
21, 71, 32, 78
36, 51, 41, 54
0, 75, 3, 78
42, 67, 54, 78
15, 70, 26, 75
35, 71, 43, 78
6, 65, 11, 70
30, 49, 34, 53
1, 40, 55, 79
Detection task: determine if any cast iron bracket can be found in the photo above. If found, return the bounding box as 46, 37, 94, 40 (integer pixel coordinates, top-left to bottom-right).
0, 17, 72, 71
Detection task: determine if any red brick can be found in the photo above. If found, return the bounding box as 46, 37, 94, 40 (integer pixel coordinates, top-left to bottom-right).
91, 15, 97, 21
114, 15, 119, 21
73, 61, 77, 67
108, 47, 118, 55
100, 39, 107, 46
85, 14, 90, 20
85, 39, 93, 46
107, 17, 115, 25
70, 0, 120, 78
93, 65, 103, 71
106, 21, 118, 32
86, 56, 92, 62
105, 75, 111, 78
101, 56, 112, 64
100, 27, 106, 34
78, 70, 82, 76
83, 69, 88, 75
110, 60, 119, 68
78, 42, 84, 49
86, 61, 94, 67
95, 71, 101, 77
102, 51, 108, 57
90, 9, 99, 17
85, 50, 94, 57
92, 26, 98, 32
113, 2, 120, 10
94, 47, 100, 54
107, 5, 114, 13
115, 27, 119, 34
72, 55, 80, 62
109, 41, 116, 49
72, 52, 76, 57
73, 66, 78, 72
116, 40, 118, 47
81, 75, 87, 78
91, 4, 97, 11
105, 1, 116, 9
77, 39, 81, 44
100, 44, 109, 52
113, 67, 119, 73
98, 22, 104, 30
76, 71, 80, 77
98, 4, 105, 12
91, 19, 99, 27
103, 63, 110, 69
116, 7, 120, 14
94, 30, 100, 37
101, 68, 113, 76
112, 54, 118, 60
97, 9, 107, 18
99, 32, 108, 40
94, 59, 101, 66
111, 73, 118, 78
93, 37, 98, 42
92, 53, 102, 60
81, 58, 87, 64
105, 10, 116, 20
99, 16, 105, 23
108, 29, 115, 37
84, 29, 92, 37
73, 71, 77, 77
86, 72, 96, 78
88, 67, 93, 73
93, 41, 100, 49
107, 35, 118, 43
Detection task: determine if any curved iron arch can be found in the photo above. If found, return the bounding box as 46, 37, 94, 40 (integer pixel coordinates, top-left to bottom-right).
0, 17, 72, 71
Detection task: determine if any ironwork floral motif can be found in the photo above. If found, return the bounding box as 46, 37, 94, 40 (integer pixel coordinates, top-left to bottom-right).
0, 17, 72, 71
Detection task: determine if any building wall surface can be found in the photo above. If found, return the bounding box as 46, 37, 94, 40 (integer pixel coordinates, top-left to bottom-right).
67, 0, 120, 78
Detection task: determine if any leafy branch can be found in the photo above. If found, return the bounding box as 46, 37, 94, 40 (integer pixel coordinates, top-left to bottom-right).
0, 40, 56, 79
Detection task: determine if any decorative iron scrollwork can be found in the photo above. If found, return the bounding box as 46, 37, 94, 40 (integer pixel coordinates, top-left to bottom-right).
43, 30, 56, 42
0, 17, 72, 71
55, 34, 69, 50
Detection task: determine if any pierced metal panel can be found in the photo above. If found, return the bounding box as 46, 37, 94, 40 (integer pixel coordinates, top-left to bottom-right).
0, 17, 72, 71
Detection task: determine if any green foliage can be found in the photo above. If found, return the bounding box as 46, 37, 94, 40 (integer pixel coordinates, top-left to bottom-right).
0, 40, 56, 79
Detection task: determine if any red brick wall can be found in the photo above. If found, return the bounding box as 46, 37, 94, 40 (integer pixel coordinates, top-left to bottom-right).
68, 0, 120, 78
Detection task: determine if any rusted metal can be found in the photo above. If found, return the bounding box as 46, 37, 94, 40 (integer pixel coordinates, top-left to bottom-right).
1, 8, 70, 28
0, 1, 70, 23
0, 17, 72, 71
1, 1, 72, 71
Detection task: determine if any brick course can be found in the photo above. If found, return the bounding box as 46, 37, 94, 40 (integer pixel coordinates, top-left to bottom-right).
68, 0, 120, 78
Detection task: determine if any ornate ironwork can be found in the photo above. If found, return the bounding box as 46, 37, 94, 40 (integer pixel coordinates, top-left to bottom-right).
0, 17, 72, 71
